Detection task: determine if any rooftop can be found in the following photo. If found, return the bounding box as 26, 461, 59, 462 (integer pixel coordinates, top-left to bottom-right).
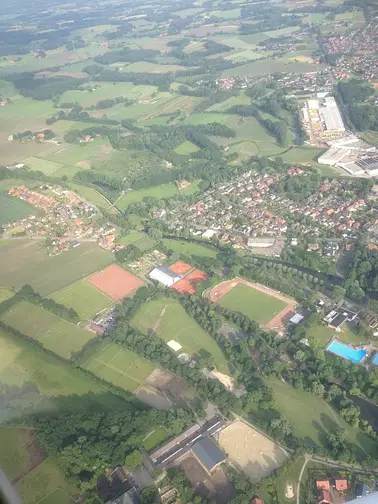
191, 438, 226, 472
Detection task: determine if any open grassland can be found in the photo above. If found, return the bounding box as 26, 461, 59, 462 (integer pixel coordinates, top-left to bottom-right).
211, 8, 241, 19
83, 341, 157, 392
49, 279, 113, 320
15, 457, 77, 504
41, 138, 113, 167
0, 97, 56, 135
308, 323, 372, 348
207, 93, 250, 112
24, 157, 64, 175
183, 112, 232, 126
265, 376, 377, 455
59, 83, 157, 107
1, 301, 96, 359
143, 426, 170, 451
117, 232, 157, 251
223, 58, 322, 77
0, 328, 129, 423
68, 183, 111, 209
116, 181, 200, 210
131, 297, 229, 373
0, 288, 13, 302
162, 238, 217, 258
124, 61, 187, 73
173, 140, 200, 154
0, 195, 33, 225
335, 10, 365, 22
278, 147, 325, 164
0, 428, 40, 482
0, 240, 113, 295
217, 283, 287, 324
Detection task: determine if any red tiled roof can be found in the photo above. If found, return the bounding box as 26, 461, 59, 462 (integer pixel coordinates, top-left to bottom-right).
316, 481, 330, 490
335, 479, 348, 491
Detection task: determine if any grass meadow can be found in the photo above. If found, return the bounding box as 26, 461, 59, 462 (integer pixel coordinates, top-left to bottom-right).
162, 238, 217, 258
0, 240, 113, 295
24, 157, 64, 175
131, 297, 229, 373
217, 283, 287, 324
82, 341, 157, 392
49, 279, 113, 320
143, 426, 170, 451
1, 301, 96, 359
0, 195, 33, 225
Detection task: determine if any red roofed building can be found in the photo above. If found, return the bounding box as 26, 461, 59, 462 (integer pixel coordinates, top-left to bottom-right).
316, 481, 330, 490
250, 497, 263, 504
335, 479, 348, 492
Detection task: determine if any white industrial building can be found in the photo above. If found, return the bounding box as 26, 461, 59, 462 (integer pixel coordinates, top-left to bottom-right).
319, 96, 345, 133
149, 266, 181, 287
247, 237, 275, 248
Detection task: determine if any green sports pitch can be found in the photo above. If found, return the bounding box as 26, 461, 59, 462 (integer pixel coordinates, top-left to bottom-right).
217, 283, 286, 324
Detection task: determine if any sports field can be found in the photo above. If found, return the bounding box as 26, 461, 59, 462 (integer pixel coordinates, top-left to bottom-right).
117, 232, 157, 251
15, 457, 77, 504
0, 240, 113, 295
1, 301, 95, 359
174, 140, 200, 155
162, 239, 217, 258
88, 264, 144, 300
217, 420, 288, 482
143, 427, 170, 451
210, 280, 290, 325
83, 341, 157, 392
24, 157, 64, 175
131, 297, 229, 373
0, 195, 33, 225
49, 279, 113, 320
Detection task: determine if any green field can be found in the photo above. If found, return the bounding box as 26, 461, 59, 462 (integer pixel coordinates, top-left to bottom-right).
143, 426, 170, 451
174, 140, 200, 154
116, 181, 200, 210
59, 83, 156, 107
49, 279, 113, 320
217, 283, 287, 324
0, 288, 13, 302
124, 61, 186, 73
0, 195, 33, 225
308, 323, 372, 348
1, 301, 96, 359
41, 138, 112, 167
265, 376, 376, 455
68, 183, 111, 209
15, 458, 77, 504
279, 147, 325, 164
211, 8, 240, 19
0, 240, 113, 295
162, 238, 217, 258
0, 97, 56, 135
24, 157, 64, 175
131, 297, 229, 373
0, 428, 37, 481
223, 58, 322, 77
83, 341, 157, 392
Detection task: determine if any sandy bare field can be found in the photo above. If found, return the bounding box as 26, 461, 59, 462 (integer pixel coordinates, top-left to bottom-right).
217, 420, 288, 482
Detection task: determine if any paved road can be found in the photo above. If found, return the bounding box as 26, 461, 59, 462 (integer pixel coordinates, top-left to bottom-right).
154, 417, 227, 468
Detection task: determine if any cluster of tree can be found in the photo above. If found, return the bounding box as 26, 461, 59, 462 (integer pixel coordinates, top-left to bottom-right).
344, 242, 378, 299
13, 128, 55, 141
338, 80, 378, 131
30, 408, 194, 502
281, 245, 336, 274
94, 48, 160, 65
91, 96, 135, 110
275, 172, 321, 201
5, 72, 86, 100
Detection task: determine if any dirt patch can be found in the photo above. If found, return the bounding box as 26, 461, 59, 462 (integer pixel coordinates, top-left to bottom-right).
168, 260, 192, 276
202, 369, 246, 397
76, 160, 92, 169
136, 386, 172, 410
152, 305, 167, 333
179, 454, 235, 504
285, 484, 295, 499
207, 278, 297, 335
145, 369, 189, 398
217, 420, 288, 482
88, 264, 144, 300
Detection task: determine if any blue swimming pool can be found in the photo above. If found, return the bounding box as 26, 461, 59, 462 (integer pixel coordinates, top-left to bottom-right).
326, 340, 367, 363
373, 353, 378, 366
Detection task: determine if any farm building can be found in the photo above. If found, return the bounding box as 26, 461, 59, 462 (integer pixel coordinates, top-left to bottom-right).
191, 438, 226, 474
149, 266, 181, 287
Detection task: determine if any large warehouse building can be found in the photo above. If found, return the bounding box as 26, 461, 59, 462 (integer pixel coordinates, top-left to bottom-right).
149, 266, 181, 287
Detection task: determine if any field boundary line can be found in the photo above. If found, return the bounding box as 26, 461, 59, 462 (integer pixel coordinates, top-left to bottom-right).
92, 357, 141, 383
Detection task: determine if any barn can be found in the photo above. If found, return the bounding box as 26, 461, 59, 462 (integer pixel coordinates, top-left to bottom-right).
149, 266, 181, 287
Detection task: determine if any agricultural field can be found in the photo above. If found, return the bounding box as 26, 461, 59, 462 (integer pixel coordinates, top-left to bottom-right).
278, 147, 325, 164
68, 183, 111, 209
131, 297, 229, 373
0, 240, 113, 295
82, 341, 157, 392
0, 97, 56, 136
1, 301, 96, 359
265, 376, 377, 455
216, 283, 287, 324
49, 279, 113, 320
162, 238, 217, 258
41, 137, 113, 168
124, 61, 187, 73
222, 58, 322, 77
211, 8, 241, 19
0, 194, 33, 225
0, 288, 13, 302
